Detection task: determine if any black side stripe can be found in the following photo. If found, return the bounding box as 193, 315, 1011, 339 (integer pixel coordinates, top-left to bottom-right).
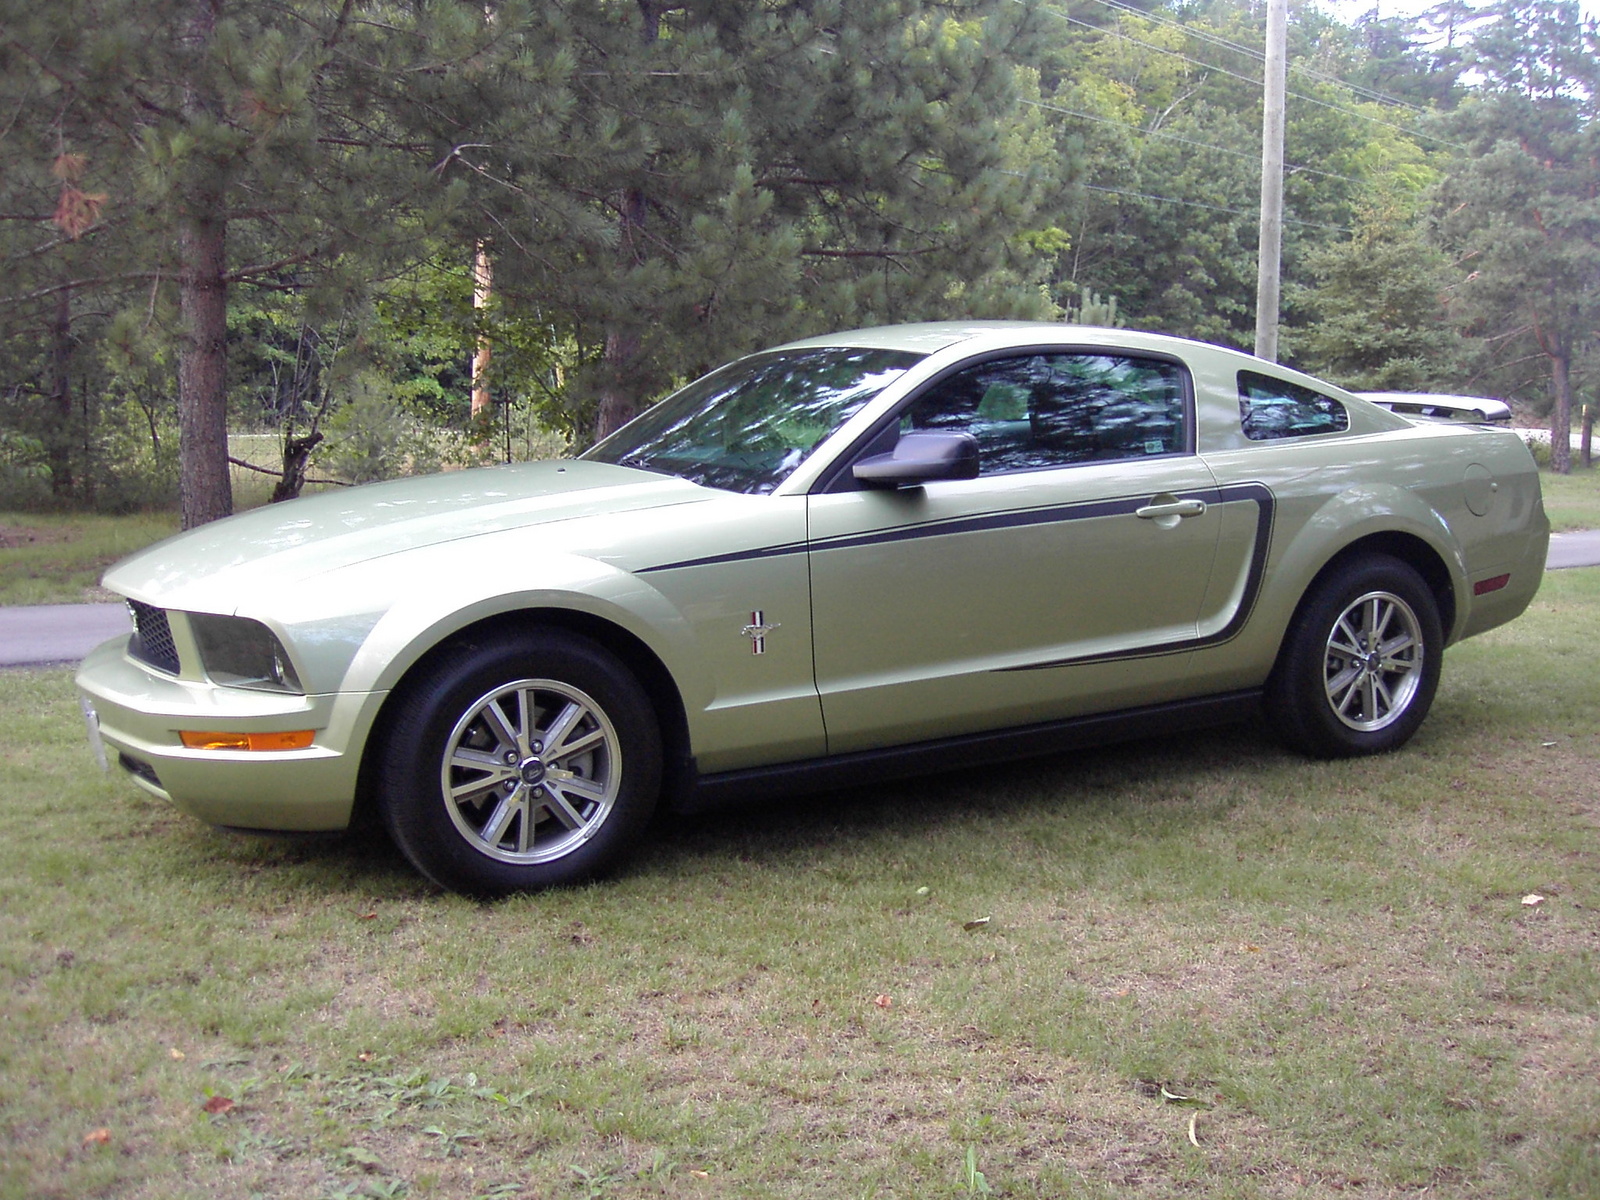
808, 493, 1165, 555
639, 483, 1273, 580
638, 538, 811, 574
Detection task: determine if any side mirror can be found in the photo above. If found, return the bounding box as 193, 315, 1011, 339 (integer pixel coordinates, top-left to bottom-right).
852, 431, 981, 488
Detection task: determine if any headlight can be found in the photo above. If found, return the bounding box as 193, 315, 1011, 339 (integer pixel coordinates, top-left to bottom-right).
188, 614, 304, 693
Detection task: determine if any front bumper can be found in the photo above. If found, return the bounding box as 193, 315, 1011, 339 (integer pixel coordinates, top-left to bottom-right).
75, 637, 380, 832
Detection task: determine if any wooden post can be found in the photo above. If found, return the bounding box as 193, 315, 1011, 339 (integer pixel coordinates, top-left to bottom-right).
471, 242, 493, 417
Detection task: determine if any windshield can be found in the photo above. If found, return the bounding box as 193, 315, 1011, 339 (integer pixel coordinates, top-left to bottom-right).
584, 347, 923, 493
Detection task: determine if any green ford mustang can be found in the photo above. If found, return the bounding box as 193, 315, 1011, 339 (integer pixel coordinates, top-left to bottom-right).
76, 323, 1549, 894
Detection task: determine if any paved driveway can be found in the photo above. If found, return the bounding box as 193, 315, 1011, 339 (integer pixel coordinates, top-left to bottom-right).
3, 533, 1597, 669
1545, 528, 1600, 570
0, 602, 131, 668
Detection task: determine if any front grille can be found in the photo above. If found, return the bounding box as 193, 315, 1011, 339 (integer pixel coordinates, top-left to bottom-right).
127, 600, 180, 674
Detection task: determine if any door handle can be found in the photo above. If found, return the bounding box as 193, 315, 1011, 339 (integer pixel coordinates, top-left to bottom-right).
1135, 498, 1206, 520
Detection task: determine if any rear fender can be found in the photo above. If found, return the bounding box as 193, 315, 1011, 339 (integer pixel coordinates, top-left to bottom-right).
1261, 482, 1468, 648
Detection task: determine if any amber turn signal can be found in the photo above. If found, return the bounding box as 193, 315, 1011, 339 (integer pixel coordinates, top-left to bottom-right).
179, 730, 316, 752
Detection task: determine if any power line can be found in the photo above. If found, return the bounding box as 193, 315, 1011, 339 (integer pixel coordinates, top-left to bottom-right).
1021, 97, 1368, 187
1082, 0, 1435, 115
1057, 6, 1459, 148
1029, 1, 1465, 151
1079, 184, 1351, 232
1284, 83, 1464, 151
1048, 9, 1266, 89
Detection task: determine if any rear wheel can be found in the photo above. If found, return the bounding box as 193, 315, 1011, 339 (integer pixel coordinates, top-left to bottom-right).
1266, 555, 1443, 758
378, 630, 661, 895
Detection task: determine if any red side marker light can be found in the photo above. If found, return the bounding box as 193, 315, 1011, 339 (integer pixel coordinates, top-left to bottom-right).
1473, 574, 1511, 596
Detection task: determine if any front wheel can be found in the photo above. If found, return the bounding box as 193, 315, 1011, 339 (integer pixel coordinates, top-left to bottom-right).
377, 630, 661, 896
1266, 555, 1443, 758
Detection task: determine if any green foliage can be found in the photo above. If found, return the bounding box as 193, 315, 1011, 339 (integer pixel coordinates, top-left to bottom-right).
2, 0, 1067, 499
4, 0, 1600, 508
0, 431, 51, 510
1436, 3, 1600, 473
961, 1145, 994, 1195
1031, 1, 1389, 348
455, 0, 1064, 433
318, 373, 453, 486
1296, 197, 1465, 390
0, 311, 179, 513
1343, 9, 1472, 109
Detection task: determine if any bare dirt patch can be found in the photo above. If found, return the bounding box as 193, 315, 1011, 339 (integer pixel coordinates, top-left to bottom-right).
0, 523, 74, 550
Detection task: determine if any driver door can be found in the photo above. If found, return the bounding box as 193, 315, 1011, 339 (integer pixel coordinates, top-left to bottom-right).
806, 349, 1225, 754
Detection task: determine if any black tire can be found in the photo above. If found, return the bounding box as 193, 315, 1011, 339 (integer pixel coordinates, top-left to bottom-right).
377, 629, 661, 896
1265, 554, 1443, 759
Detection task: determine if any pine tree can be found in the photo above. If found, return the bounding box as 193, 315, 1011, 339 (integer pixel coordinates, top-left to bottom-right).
1297, 198, 1464, 391
1, 0, 503, 524
1438, 0, 1600, 473
434, 0, 1060, 439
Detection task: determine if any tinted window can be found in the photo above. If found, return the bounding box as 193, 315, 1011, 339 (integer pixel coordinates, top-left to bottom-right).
585, 347, 922, 493
1239, 371, 1349, 440
900, 353, 1188, 474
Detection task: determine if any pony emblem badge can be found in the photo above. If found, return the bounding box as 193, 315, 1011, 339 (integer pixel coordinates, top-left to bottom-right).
741, 611, 780, 655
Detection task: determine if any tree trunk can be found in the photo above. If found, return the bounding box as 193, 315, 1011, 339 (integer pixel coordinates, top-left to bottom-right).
596, 317, 642, 439
177, 0, 233, 528
595, 1, 664, 441
471, 242, 493, 417
46, 285, 76, 501
1548, 352, 1572, 475
178, 202, 233, 527
1582, 401, 1593, 470
271, 429, 323, 503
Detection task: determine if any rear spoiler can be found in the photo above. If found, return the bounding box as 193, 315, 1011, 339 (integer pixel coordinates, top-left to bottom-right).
1356, 392, 1512, 426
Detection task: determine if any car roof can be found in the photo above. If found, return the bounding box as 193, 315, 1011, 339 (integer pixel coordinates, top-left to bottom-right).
772, 321, 1239, 360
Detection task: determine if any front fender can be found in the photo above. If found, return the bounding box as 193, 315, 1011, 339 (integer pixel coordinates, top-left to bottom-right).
334, 544, 708, 711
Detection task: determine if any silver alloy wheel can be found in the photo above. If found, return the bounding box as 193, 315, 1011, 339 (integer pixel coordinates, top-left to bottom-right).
1322, 589, 1424, 732
438, 677, 621, 865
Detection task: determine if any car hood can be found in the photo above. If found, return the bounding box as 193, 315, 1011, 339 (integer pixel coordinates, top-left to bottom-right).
105, 460, 710, 608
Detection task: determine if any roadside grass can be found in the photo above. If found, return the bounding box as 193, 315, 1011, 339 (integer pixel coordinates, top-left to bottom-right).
2, 573, 1597, 1199
1540, 464, 1600, 532
0, 511, 179, 605
1, 430, 565, 606
0, 438, 337, 605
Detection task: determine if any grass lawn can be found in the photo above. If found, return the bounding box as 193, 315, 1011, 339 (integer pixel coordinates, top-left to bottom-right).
1540, 464, 1600, 532
1, 570, 1597, 1199
0, 511, 180, 606
0, 441, 341, 605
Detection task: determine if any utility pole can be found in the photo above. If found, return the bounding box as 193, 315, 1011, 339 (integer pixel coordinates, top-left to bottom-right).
1254, 0, 1287, 362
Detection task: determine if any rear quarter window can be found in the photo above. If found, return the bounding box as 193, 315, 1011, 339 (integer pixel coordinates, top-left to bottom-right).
1239, 370, 1349, 440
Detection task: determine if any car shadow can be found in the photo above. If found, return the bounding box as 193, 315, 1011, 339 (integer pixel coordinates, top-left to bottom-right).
174, 720, 1306, 898
180, 822, 437, 900
634, 719, 1294, 876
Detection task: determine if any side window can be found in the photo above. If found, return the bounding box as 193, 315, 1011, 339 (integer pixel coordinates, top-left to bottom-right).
901, 353, 1188, 474
1239, 370, 1348, 440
